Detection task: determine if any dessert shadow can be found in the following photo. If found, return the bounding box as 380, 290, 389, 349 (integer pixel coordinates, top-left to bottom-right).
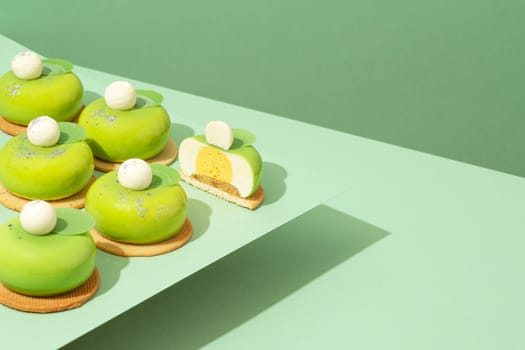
170, 122, 194, 146
187, 198, 212, 241
83, 90, 101, 105
260, 161, 287, 206
94, 251, 129, 296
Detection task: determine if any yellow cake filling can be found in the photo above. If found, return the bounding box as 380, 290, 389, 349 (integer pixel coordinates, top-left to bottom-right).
196, 146, 232, 183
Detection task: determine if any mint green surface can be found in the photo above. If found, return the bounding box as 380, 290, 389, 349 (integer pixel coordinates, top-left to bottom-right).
0, 35, 347, 349
68, 178, 525, 349
0, 2, 524, 347
0, 32, 522, 348
1, 0, 524, 177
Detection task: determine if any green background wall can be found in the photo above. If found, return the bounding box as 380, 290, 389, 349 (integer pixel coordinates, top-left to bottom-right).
1, 0, 524, 176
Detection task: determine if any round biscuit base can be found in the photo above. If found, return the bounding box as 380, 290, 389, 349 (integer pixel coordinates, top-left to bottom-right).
94, 139, 178, 172
0, 107, 84, 136
179, 171, 264, 210
0, 115, 27, 136
0, 268, 100, 313
0, 175, 97, 212
89, 218, 192, 257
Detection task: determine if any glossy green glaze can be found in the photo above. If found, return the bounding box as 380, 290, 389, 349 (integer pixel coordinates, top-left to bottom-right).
0, 71, 83, 125
77, 97, 171, 161
85, 170, 187, 244
0, 218, 96, 296
0, 135, 94, 200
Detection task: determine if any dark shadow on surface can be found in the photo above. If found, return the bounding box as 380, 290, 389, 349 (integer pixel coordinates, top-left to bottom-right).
93, 251, 129, 296
63, 205, 389, 350
83, 90, 101, 105
187, 198, 212, 241
170, 122, 194, 146
261, 161, 287, 206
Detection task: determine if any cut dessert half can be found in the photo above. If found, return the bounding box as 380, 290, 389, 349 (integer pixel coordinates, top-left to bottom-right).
178, 121, 264, 209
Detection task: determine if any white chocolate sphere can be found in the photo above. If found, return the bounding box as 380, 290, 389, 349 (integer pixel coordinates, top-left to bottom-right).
205, 120, 234, 150
118, 158, 153, 190
20, 200, 57, 235
104, 81, 137, 110
11, 51, 43, 80
27, 116, 60, 146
